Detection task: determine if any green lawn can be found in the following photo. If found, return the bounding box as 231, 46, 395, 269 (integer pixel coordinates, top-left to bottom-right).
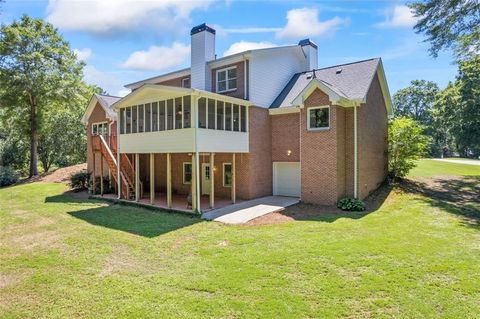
408, 159, 480, 178
1, 161, 480, 318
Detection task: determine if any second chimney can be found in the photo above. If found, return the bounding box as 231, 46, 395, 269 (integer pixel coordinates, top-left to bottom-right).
190, 23, 215, 91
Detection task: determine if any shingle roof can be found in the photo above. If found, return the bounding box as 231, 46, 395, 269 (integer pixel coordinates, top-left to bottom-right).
270, 58, 380, 108
95, 93, 121, 118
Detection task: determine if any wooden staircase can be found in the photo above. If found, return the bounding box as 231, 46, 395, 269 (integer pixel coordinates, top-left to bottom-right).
92, 135, 142, 200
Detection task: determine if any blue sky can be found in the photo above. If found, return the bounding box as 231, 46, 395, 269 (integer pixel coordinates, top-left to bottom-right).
1, 0, 458, 97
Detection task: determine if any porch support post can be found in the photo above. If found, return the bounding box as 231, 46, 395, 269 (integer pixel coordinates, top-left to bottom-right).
135, 153, 140, 202
100, 156, 104, 196
191, 153, 197, 212
231, 153, 236, 204
210, 152, 215, 208
92, 152, 96, 195
167, 153, 172, 208
195, 152, 201, 213
150, 153, 155, 204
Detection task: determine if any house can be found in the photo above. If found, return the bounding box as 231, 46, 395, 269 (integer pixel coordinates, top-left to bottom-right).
82, 23, 392, 213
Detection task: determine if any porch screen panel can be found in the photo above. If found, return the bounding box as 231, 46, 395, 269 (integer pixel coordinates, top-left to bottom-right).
166, 99, 174, 130
198, 97, 206, 128
145, 103, 151, 132
175, 97, 182, 129
126, 107, 131, 134
233, 104, 240, 131
216, 101, 224, 130
132, 105, 137, 133
138, 104, 144, 133
159, 101, 165, 131
240, 105, 247, 132
225, 102, 232, 131
183, 96, 191, 128
120, 108, 125, 134
208, 99, 215, 129
152, 102, 158, 131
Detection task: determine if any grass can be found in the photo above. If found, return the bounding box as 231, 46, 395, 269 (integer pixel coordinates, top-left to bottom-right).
0, 161, 479, 318
408, 159, 480, 178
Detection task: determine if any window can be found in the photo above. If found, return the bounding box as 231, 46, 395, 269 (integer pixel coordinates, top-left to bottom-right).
126, 107, 131, 134
208, 99, 215, 129
175, 97, 182, 129
308, 106, 330, 130
198, 97, 207, 128
166, 99, 174, 130
183, 96, 191, 128
182, 77, 190, 88
240, 105, 247, 132
216, 101, 224, 130
145, 103, 151, 132
152, 102, 158, 131
232, 104, 240, 131
92, 122, 108, 136
120, 109, 125, 134
225, 103, 232, 131
132, 105, 138, 133
159, 101, 166, 131
223, 163, 232, 187
138, 104, 144, 133
183, 162, 192, 184
216, 67, 237, 93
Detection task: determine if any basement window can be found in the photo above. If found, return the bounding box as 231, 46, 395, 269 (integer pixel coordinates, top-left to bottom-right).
307, 106, 330, 130
223, 163, 232, 187
183, 162, 192, 184
216, 66, 237, 93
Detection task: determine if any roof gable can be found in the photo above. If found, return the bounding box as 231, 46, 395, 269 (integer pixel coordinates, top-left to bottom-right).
81, 94, 121, 124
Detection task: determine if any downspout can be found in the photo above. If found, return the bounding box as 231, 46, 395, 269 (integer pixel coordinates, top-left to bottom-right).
353, 105, 358, 198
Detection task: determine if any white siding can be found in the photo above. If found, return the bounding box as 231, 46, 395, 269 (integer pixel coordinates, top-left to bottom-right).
120, 129, 195, 153
196, 129, 249, 153
191, 31, 215, 91
249, 47, 306, 108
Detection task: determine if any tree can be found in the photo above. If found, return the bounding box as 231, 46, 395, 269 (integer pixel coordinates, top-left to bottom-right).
388, 117, 430, 179
0, 15, 83, 176
393, 80, 439, 125
409, 0, 480, 60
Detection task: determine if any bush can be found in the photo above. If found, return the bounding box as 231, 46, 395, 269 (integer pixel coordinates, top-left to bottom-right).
388, 117, 430, 179
89, 175, 115, 194
70, 171, 90, 191
337, 197, 366, 211
0, 166, 19, 187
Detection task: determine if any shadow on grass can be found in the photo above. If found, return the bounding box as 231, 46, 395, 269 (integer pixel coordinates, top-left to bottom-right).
279, 183, 393, 223
399, 175, 480, 229
46, 191, 202, 237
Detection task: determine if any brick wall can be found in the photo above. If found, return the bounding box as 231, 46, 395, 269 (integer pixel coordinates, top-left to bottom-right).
300, 89, 339, 205
357, 73, 388, 199
157, 76, 189, 87
271, 113, 300, 162
211, 61, 246, 100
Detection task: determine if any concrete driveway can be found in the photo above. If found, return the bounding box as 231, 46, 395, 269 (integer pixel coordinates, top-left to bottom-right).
202, 196, 299, 224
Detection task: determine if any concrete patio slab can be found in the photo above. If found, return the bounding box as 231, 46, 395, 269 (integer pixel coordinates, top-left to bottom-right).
202, 196, 299, 224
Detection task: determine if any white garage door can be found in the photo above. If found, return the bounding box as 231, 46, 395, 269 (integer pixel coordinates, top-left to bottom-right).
273, 162, 301, 197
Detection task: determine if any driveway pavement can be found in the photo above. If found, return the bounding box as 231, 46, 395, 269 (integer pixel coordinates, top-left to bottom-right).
202, 196, 299, 224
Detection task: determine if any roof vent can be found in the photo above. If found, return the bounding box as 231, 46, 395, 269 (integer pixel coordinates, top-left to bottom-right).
336, 68, 343, 74
306, 73, 313, 80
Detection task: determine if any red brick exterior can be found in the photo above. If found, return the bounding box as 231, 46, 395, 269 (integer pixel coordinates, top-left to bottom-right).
156, 76, 190, 87
271, 113, 300, 162
86, 102, 113, 177
211, 61, 247, 100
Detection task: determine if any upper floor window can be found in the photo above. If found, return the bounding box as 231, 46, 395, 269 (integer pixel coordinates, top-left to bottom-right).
307, 106, 330, 130
182, 77, 190, 88
92, 122, 108, 136
216, 66, 237, 93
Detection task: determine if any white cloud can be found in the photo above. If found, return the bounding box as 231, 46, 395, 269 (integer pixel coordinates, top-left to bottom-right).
117, 89, 131, 97
377, 5, 417, 28
46, 0, 214, 34
83, 65, 124, 96
276, 7, 348, 39
122, 42, 190, 71
73, 48, 92, 62
223, 41, 276, 57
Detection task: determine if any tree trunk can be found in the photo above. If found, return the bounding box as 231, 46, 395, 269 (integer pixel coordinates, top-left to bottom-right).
29, 98, 38, 177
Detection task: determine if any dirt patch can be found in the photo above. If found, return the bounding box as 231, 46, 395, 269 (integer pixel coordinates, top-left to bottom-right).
99, 245, 149, 277
19, 163, 87, 185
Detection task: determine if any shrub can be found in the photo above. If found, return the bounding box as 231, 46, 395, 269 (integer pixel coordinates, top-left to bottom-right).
388, 117, 430, 179
0, 166, 19, 187
337, 197, 366, 211
70, 171, 90, 191
89, 175, 115, 194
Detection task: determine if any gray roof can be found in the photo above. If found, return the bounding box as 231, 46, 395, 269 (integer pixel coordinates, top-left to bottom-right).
270, 58, 380, 108
95, 93, 121, 118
